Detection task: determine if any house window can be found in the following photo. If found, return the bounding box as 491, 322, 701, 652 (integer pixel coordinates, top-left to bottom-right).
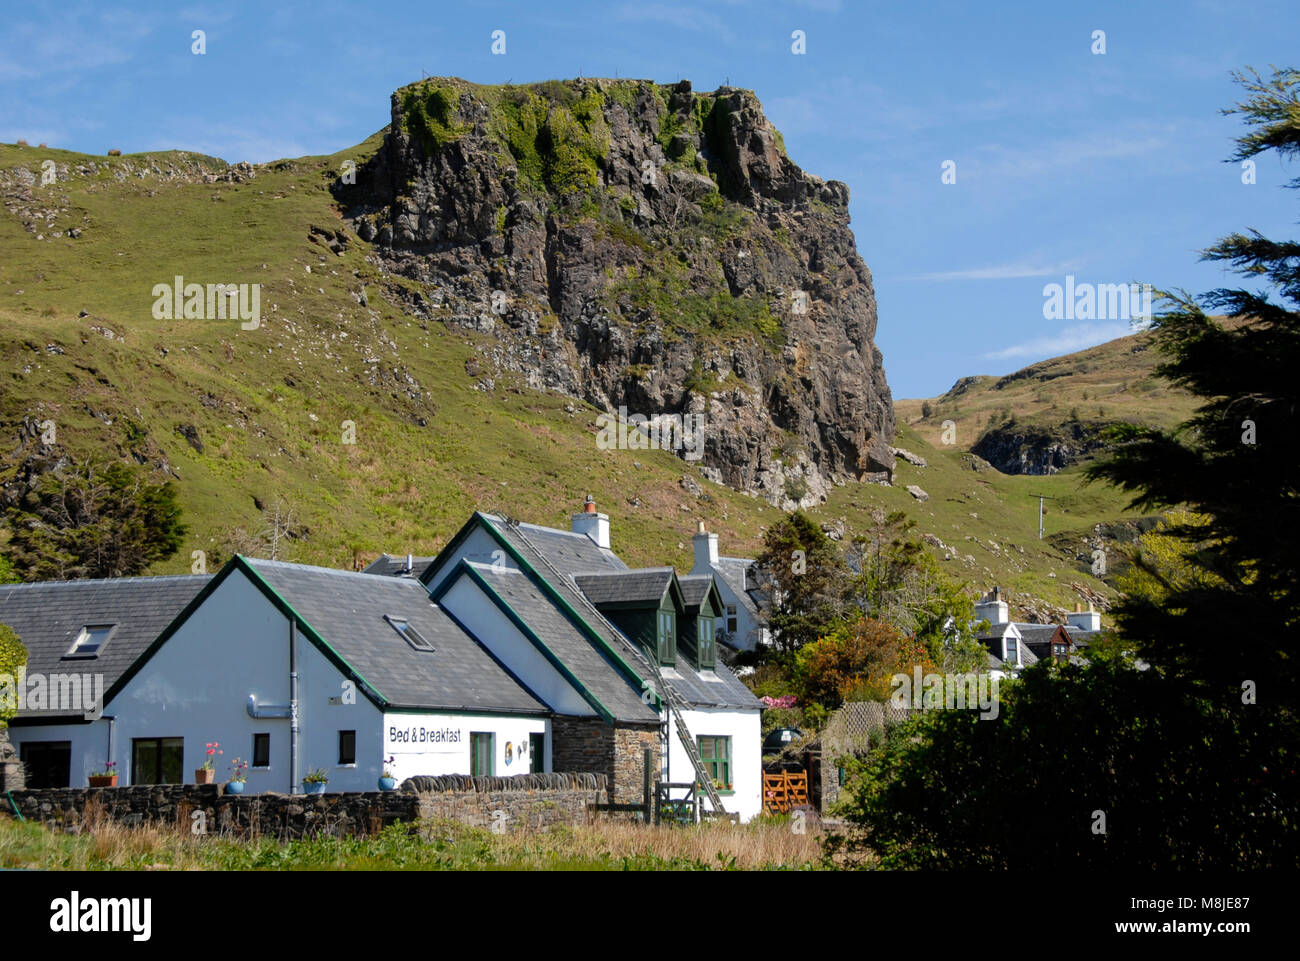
726, 605, 738, 635
65, 624, 115, 658
384, 614, 434, 652
19, 741, 71, 788
697, 616, 716, 669
252, 733, 270, 768
1053, 643, 1067, 658
529, 732, 545, 774
131, 737, 184, 784
697, 735, 731, 791
1005, 638, 1018, 665
338, 730, 356, 765
656, 611, 676, 666
470, 732, 494, 776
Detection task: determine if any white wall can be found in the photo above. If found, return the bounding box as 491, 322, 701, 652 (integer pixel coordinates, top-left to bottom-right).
383, 712, 549, 781
93, 570, 386, 792
438, 573, 595, 717
425, 526, 516, 593
665, 708, 762, 822
711, 573, 768, 652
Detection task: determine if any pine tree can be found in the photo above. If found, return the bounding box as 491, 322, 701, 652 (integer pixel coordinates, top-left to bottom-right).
1086, 66, 1300, 711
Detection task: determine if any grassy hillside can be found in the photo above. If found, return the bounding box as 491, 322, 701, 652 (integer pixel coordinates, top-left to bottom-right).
0, 135, 1152, 616
894, 329, 1199, 458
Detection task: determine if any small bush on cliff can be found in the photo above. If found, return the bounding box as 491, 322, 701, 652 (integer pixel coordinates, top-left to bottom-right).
401, 83, 468, 154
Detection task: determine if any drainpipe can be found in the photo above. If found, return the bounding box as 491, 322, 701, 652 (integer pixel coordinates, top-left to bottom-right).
105, 716, 115, 780
289, 619, 300, 794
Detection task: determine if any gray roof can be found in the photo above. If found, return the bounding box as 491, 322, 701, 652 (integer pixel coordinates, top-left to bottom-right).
677, 575, 715, 610
711, 556, 762, 617
245, 559, 547, 715
510, 521, 627, 575
362, 554, 437, 578
1015, 623, 1065, 644
466, 562, 659, 722
489, 517, 761, 712
572, 569, 674, 606
0, 575, 210, 719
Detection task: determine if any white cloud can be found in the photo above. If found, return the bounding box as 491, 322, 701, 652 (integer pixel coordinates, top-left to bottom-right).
903, 259, 1085, 282
982, 322, 1136, 361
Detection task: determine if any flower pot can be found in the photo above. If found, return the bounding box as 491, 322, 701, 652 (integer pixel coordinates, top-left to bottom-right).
226, 780, 246, 795
88, 775, 118, 788
195, 768, 215, 784
303, 780, 327, 795
378, 776, 397, 792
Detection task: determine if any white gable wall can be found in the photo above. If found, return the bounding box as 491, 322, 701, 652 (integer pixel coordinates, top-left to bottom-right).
425, 525, 517, 594
437, 574, 595, 717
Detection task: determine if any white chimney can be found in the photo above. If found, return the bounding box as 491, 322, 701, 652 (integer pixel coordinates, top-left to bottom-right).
1067, 603, 1101, 633
571, 494, 610, 549
975, 586, 1010, 627
691, 520, 719, 574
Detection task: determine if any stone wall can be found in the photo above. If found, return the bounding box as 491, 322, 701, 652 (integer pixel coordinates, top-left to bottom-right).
0, 730, 23, 792
2, 773, 610, 838
551, 717, 660, 806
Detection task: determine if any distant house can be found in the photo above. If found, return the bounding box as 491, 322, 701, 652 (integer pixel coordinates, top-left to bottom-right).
974, 587, 1101, 676
687, 522, 770, 653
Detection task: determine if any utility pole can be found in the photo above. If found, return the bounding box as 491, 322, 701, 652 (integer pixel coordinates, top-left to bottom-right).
1029, 493, 1054, 540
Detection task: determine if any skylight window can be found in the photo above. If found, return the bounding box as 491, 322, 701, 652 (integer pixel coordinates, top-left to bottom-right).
384, 615, 434, 652
66, 624, 115, 658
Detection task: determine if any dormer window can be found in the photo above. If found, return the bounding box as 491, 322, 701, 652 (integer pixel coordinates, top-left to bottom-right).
384, 615, 433, 652
656, 611, 676, 667
1004, 636, 1018, 666
66, 624, 115, 658
697, 616, 716, 670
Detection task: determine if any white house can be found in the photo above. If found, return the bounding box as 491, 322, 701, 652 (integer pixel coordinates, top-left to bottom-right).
688, 522, 771, 653
412, 502, 765, 820
4, 558, 553, 792
4, 502, 766, 820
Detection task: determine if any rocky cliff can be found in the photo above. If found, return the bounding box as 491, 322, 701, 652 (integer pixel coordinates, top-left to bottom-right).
338, 77, 895, 507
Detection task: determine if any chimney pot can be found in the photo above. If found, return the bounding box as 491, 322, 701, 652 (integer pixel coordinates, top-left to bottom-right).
583, 494, 597, 514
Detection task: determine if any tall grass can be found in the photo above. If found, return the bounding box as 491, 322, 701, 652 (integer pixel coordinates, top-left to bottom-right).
0, 814, 830, 871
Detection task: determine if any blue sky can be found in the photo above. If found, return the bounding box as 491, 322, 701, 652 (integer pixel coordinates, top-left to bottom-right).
3, 0, 1296, 398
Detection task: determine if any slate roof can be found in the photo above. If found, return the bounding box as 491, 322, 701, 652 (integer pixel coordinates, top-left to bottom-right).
712, 556, 762, 617
571, 569, 673, 605
677, 575, 715, 610
510, 521, 627, 575
361, 554, 437, 578
465, 562, 659, 723
0, 575, 210, 719
244, 559, 547, 715
487, 517, 761, 712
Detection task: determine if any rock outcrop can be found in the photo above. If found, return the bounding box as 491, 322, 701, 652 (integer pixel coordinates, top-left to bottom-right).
338, 77, 895, 508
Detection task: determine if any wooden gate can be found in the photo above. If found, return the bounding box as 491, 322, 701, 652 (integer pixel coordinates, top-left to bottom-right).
762, 771, 809, 814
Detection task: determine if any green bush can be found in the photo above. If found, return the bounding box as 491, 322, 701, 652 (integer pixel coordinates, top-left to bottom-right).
0, 624, 28, 727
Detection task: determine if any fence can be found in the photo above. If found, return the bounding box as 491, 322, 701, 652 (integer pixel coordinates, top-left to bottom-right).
762, 771, 809, 814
